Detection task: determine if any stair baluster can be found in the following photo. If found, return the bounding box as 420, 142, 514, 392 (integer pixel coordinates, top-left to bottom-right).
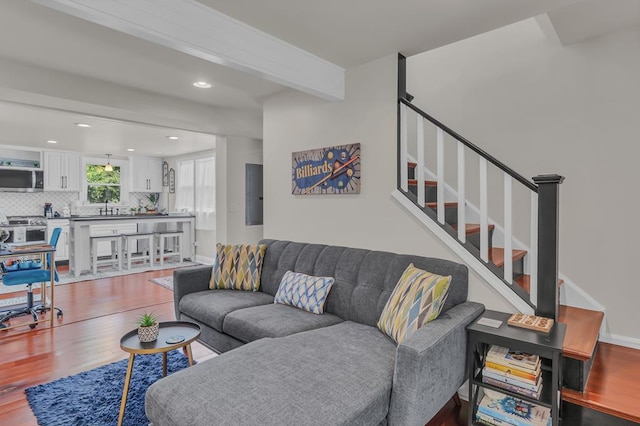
457, 141, 466, 243
416, 116, 425, 206
479, 157, 489, 262
503, 174, 513, 283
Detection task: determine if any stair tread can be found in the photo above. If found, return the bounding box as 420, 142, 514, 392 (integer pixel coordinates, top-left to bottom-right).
488, 247, 527, 267
452, 223, 495, 235
408, 179, 437, 187
563, 342, 640, 423
514, 275, 564, 293
425, 201, 458, 208
559, 305, 604, 361
407, 162, 417, 168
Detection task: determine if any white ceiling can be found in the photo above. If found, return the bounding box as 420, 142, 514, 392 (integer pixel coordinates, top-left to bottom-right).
0, 0, 637, 158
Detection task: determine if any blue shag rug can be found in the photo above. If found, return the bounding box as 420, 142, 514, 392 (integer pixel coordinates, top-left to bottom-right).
25, 350, 191, 426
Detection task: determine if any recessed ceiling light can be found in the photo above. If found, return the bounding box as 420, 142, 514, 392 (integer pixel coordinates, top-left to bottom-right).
75, 123, 92, 128
46, 140, 58, 144
167, 136, 179, 140
193, 81, 212, 88
127, 148, 135, 152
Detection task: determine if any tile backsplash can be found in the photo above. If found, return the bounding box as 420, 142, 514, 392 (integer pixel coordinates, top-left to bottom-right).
0, 191, 167, 217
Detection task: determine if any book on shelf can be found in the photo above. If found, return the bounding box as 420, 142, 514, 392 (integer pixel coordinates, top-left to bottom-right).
483, 368, 541, 391
485, 360, 540, 382
486, 345, 541, 373
482, 375, 542, 400
477, 392, 552, 426
476, 410, 514, 426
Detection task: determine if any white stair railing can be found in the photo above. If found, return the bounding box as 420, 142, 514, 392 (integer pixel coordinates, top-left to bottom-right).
397, 97, 545, 312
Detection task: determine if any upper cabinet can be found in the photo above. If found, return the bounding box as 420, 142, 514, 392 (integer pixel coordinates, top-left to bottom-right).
44, 151, 80, 192
130, 156, 162, 192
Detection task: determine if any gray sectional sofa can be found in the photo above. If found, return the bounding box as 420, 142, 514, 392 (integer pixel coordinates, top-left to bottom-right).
146, 240, 484, 426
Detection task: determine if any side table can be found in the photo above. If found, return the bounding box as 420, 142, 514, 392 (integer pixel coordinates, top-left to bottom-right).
466, 310, 566, 426
118, 321, 201, 426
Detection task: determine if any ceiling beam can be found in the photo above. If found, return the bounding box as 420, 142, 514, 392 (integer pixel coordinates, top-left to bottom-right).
30, 0, 345, 101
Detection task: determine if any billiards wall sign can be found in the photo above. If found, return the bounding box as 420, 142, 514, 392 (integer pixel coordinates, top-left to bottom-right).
292, 143, 361, 195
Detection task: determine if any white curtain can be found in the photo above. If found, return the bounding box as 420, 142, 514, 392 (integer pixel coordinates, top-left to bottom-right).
195, 157, 216, 230
174, 160, 195, 212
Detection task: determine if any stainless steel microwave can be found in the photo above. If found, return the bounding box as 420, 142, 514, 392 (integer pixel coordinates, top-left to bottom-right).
0, 169, 44, 192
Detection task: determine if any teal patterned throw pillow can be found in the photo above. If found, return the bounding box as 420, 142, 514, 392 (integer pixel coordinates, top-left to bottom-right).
274, 271, 335, 314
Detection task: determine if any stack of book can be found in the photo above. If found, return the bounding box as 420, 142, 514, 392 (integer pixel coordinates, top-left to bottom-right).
482, 345, 542, 399
476, 391, 551, 426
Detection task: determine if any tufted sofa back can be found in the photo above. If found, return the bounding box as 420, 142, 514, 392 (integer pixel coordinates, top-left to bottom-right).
258, 240, 469, 327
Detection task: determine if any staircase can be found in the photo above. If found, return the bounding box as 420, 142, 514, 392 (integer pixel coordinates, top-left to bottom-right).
393, 55, 639, 424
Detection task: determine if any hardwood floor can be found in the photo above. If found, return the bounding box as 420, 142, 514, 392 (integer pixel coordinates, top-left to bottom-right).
2, 269, 639, 425
0, 268, 214, 425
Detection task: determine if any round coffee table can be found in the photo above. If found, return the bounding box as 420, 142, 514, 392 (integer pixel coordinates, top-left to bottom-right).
117, 321, 201, 426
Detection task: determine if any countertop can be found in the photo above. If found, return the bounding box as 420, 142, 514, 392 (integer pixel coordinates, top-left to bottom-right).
67, 214, 195, 222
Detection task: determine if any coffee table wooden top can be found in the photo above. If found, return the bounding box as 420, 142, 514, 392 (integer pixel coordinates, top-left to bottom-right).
120, 321, 201, 355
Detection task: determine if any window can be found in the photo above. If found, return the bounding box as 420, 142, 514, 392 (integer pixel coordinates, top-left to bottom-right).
86, 164, 121, 204
175, 157, 215, 230
81, 157, 128, 205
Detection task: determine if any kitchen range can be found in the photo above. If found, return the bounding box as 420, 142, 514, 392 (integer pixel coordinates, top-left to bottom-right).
2, 216, 47, 245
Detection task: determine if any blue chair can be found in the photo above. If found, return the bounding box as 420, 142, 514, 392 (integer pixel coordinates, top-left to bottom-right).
0, 228, 63, 329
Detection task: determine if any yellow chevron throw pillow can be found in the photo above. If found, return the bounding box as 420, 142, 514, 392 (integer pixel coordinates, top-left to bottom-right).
209, 243, 267, 291
377, 263, 451, 344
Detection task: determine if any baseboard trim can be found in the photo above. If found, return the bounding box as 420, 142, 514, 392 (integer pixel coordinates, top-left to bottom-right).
196, 255, 215, 265
599, 333, 640, 350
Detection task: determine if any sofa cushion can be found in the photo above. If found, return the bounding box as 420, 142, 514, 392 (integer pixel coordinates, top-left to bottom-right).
210, 243, 266, 291
223, 303, 343, 343
377, 263, 451, 344
179, 289, 273, 332
274, 270, 335, 314
146, 321, 396, 426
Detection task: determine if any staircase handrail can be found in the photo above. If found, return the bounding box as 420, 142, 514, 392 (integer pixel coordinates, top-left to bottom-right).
399, 97, 537, 193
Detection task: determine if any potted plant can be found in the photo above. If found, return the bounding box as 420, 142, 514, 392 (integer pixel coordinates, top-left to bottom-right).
146, 193, 160, 213
137, 312, 160, 342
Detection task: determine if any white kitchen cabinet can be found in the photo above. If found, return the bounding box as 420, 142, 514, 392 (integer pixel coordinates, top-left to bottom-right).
47, 219, 70, 261
130, 156, 162, 192
89, 223, 138, 257
44, 151, 80, 192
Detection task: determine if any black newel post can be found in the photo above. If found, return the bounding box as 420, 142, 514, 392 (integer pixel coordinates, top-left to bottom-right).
533, 174, 565, 320
397, 53, 406, 191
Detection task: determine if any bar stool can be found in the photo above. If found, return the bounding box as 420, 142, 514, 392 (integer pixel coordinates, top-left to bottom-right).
90, 234, 123, 274
121, 233, 155, 270
155, 231, 183, 266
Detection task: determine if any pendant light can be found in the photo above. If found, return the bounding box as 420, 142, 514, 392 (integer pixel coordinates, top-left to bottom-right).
105, 154, 113, 172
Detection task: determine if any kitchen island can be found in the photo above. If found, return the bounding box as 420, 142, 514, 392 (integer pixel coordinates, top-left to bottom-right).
68, 214, 196, 277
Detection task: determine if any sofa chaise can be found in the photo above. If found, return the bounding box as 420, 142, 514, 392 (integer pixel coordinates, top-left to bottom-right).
146, 239, 484, 426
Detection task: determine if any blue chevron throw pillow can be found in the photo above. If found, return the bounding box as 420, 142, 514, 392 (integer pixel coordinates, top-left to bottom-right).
274, 271, 335, 314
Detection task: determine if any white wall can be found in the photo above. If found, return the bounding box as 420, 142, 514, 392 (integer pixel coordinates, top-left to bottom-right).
263, 53, 515, 313
227, 136, 264, 244
215, 136, 264, 245
406, 19, 640, 342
